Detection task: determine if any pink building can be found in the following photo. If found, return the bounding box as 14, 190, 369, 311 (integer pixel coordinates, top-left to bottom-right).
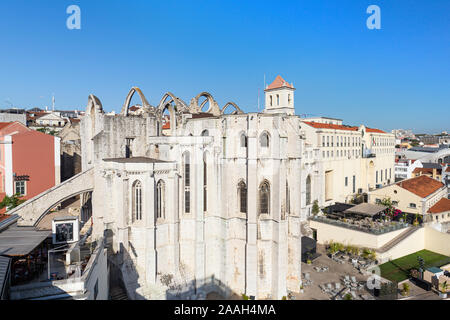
0, 122, 60, 208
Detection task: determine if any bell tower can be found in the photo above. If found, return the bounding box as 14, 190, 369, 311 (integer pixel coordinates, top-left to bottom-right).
264, 75, 295, 115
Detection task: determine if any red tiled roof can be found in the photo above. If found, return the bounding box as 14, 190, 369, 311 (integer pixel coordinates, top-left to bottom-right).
428, 198, 450, 214
397, 175, 444, 198
446, 167, 450, 173
366, 128, 386, 133
265, 75, 294, 91
302, 121, 386, 133
303, 121, 359, 131
26, 111, 48, 120
129, 105, 141, 112
0, 122, 13, 130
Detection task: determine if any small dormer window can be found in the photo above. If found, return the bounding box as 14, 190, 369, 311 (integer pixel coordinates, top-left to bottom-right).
276, 95, 280, 105
270, 95, 273, 106
288, 94, 291, 105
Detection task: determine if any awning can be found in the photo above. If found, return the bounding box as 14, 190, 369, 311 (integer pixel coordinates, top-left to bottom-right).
0, 223, 51, 257
344, 203, 387, 217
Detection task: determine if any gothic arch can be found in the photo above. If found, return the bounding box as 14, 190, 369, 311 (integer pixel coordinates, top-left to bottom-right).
86, 94, 104, 141
258, 179, 271, 215
305, 175, 312, 206
86, 94, 103, 116
157, 92, 189, 134
259, 131, 271, 148
189, 92, 221, 116
221, 102, 243, 115
121, 87, 152, 116
158, 92, 189, 113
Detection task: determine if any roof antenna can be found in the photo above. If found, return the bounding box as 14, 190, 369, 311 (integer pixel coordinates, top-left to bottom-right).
257, 87, 260, 112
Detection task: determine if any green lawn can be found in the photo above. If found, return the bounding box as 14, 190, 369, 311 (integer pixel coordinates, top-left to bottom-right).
379, 250, 450, 283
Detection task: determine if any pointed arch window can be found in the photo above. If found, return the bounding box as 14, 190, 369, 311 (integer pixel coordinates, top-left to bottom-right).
306, 175, 312, 206
260, 132, 269, 148
156, 180, 165, 220
240, 133, 248, 148
259, 180, 270, 215
238, 181, 247, 214
183, 152, 191, 213
132, 180, 143, 222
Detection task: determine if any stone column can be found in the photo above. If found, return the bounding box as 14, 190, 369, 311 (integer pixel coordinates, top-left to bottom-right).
117, 172, 129, 263
245, 120, 258, 297
287, 158, 302, 293
145, 171, 156, 285
168, 171, 180, 274
194, 145, 206, 291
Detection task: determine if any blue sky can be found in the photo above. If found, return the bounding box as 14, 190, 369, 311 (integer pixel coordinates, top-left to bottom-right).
0, 0, 449, 133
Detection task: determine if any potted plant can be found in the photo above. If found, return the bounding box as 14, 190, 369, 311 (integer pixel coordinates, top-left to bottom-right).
401, 282, 410, 296
439, 281, 448, 299
306, 252, 312, 264
413, 214, 420, 226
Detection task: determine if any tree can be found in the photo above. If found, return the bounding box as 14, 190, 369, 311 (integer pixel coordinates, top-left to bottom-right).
36, 127, 56, 136
311, 200, 320, 216
417, 256, 425, 273
0, 193, 25, 211
380, 198, 401, 221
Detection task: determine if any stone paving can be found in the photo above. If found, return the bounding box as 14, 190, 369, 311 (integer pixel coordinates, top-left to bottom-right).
294, 245, 374, 300
398, 280, 444, 300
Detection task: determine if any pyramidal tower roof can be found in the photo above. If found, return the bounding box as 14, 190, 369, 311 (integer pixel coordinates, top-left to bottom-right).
265, 75, 295, 91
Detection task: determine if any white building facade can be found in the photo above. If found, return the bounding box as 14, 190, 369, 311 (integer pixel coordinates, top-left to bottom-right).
80, 76, 395, 299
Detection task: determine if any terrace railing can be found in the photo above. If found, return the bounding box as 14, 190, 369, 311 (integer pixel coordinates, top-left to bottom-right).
310, 215, 410, 235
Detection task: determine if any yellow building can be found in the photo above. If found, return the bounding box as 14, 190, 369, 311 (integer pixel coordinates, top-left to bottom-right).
412, 167, 442, 181
427, 197, 450, 224
301, 120, 395, 205
368, 175, 447, 221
